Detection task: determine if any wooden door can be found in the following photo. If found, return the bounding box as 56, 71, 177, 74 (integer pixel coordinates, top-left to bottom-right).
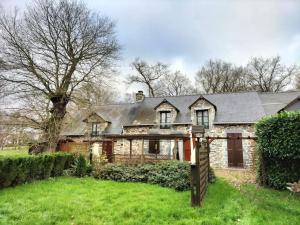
102, 141, 113, 162
184, 139, 191, 161
227, 133, 243, 167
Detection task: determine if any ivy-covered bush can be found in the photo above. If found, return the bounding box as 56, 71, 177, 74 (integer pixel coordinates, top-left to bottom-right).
93, 161, 216, 191
0, 152, 74, 188
256, 111, 300, 189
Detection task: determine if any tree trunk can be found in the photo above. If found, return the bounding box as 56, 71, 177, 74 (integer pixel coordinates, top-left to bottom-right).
45, 95, 69, 152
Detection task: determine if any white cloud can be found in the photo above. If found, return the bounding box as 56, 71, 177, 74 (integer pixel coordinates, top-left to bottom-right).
2, 0, 300, 94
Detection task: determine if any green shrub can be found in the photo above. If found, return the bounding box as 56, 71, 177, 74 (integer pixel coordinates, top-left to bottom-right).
208, 167, 216, 184
51, 153, 67, 176
256, 111, 300, 189
64, 154, 75, 169
42, 155, 55, 179
94, 161, 216, 191
0, 152, 75, 189
73, 155, 88, 177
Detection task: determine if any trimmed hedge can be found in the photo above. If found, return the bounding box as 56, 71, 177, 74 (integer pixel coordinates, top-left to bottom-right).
0, 152, 74, 188
93, 161, 216, 191
256, 111, 300, 189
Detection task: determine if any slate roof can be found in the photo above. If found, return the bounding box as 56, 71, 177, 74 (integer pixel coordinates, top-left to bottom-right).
258, 91, 300, 115
61, 90, 300, 136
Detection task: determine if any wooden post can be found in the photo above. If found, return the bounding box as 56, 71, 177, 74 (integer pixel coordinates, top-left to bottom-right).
112, 139, 115, 163
129, 139, 132, 159
206, 139, 210, 181
173, 139, 178, 160
191, 138, 200, 207
141, 138, 144, 164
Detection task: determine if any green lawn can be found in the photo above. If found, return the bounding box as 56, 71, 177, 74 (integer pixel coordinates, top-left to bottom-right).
0, 146, 29, 157
0, 177, 299, 225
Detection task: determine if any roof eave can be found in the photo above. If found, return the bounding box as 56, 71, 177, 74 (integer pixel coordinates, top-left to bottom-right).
213, 122, 255, 125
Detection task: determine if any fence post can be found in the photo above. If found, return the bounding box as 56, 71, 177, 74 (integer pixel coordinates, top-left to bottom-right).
191, 138, 200, 207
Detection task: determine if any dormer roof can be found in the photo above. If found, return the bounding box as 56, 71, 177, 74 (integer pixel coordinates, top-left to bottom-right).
154, 99, 180, 112
188, 95, 217, 110
82, 112, 111, 123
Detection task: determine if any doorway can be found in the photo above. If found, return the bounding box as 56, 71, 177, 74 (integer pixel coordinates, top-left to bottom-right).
227, 133, 243, 167
102, 141, 113, 162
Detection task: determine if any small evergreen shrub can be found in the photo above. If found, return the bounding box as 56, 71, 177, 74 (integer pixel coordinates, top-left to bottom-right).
0, 153, 75, 188
94, 161, 216, 191
256, 111, 300, 189
73, 155, 88, 177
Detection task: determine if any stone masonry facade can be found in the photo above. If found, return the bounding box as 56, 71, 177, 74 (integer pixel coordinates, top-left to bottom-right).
64, 97, 257, 169
207, 124, 256, 169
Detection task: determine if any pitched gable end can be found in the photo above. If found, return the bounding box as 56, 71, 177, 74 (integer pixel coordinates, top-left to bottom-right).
154, 99, 180, 112
188, 95, 217, 110
82, 112, 110, 123
278, 96, 300, 112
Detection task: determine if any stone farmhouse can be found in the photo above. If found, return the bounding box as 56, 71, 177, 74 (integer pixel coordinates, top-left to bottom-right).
60, 90, 300, 169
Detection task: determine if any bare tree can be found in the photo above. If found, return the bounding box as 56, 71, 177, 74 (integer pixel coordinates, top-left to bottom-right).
246, 56, 296, 92
196, 60, 248, 94
127, 58, 169, 97
157, 71, 196, 96
72, 77, 120, 109
0, 0, 120, 151
295, 74, 300, 90
0, 59, 8, 99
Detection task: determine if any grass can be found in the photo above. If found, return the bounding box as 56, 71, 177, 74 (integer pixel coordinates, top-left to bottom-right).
0, 146, 29, 157
0, 177, 299, 225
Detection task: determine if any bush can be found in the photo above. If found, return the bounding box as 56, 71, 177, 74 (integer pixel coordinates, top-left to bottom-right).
94, 161, 216, 191
208, 167, 216, 184
73, 155, 88, 177
51, 153, 68, 176
0, 152, 75, 188
256, 111, 300, 189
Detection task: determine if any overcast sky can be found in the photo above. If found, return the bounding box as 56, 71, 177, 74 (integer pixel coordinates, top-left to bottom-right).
1, 0, 300, 94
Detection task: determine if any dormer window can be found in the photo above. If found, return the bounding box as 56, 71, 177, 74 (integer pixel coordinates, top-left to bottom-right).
91, 122, 101, 136
160, 111, 171, 129
196, 110, 209, 129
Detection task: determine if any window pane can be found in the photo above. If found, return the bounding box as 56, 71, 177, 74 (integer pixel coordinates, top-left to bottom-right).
196, 110, 209, 128
160, 112, 171, 129
196, 111, 202, 125
166, 112, 171, 123
160, 112, 165, 123
92, 123, 101, 136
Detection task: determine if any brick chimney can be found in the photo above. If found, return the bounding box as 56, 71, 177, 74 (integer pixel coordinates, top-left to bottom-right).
135, 90, 145, 102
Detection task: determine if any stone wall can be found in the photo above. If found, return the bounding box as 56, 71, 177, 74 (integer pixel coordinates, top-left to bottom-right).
65, 114, 256, 169
207, 124, 256, 169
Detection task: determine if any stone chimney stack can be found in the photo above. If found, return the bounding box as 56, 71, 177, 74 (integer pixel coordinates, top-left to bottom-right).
135, 90, 145, 102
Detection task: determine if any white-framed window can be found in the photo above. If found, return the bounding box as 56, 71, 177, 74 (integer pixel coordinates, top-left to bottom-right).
91, 123, 101, 136
160, 111, 171, 129
196, 110, 209, 129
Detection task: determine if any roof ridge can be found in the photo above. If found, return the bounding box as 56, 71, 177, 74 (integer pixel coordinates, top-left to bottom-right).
257, 90, 300, 95
144, 90, 258, 99
92, 102, 136, 107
